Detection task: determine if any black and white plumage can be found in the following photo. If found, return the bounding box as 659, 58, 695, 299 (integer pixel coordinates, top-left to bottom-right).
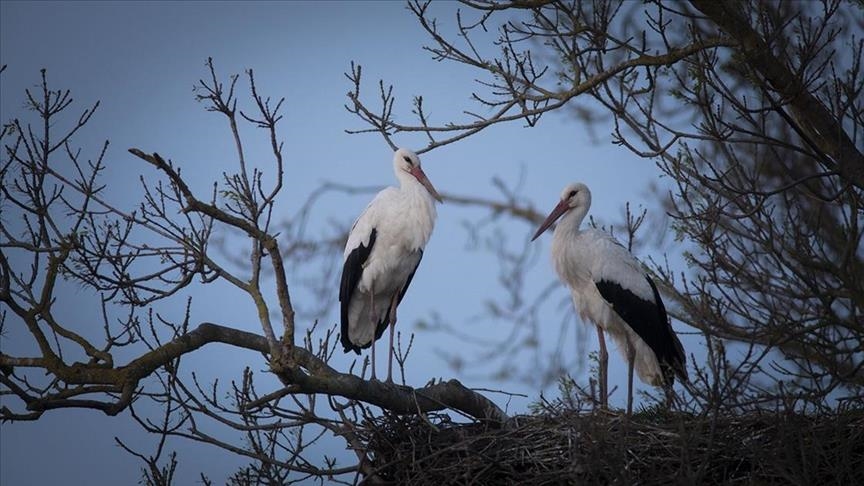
532, 182, 687, 413
339, 148, 441, 382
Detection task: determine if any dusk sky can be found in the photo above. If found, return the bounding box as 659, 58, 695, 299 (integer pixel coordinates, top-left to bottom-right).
0, 2, 698, 484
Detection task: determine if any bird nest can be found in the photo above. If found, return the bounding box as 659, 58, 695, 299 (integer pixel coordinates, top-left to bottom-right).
360, 407, 864, 484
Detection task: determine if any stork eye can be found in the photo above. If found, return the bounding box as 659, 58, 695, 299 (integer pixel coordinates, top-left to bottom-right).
402, 155, 413, 165
568, 190, 577, 198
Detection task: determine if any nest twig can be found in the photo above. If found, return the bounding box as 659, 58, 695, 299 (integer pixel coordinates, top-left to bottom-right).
358, 407, 864, 484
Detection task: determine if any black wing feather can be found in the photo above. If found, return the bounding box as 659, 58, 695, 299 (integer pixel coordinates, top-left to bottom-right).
339, 228, 377, 354
595, 275, 687, 385
376, 249, 423, 340
645, 276, 688, 383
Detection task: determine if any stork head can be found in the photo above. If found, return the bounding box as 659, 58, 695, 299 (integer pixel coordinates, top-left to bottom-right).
531, 182, 591, 241
393, 148, 443, 203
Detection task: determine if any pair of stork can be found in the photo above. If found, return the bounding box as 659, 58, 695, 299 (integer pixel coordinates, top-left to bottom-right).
339, 149, 687, 413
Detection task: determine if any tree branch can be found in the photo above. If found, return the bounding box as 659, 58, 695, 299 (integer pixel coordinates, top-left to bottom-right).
2, 322, 508, 424
690, 0, 864, 190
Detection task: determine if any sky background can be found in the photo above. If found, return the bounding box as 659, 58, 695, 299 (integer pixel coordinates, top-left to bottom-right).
0, 1, 698, 484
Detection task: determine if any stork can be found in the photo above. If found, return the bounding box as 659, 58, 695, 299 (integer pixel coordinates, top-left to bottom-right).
339, 148, 442, 382
531, 182, 687, 414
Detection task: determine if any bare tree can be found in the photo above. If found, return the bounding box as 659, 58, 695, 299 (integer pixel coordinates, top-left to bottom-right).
3, 0, 863, 481
0, 61, 506, 483
345, 0, 863, 407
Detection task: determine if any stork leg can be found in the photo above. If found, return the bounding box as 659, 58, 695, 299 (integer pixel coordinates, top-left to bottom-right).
626, 338, 636, 416
385, 294, 400, 384
368, 289, 378, 381
664, 383, 675, 409
595, 325, 608, 409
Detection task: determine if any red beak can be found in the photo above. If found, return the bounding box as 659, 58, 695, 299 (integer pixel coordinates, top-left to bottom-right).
531, 199, 569, 241
410, 166, 443, 203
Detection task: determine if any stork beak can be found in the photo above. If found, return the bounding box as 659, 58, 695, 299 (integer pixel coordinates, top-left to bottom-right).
531, 199, 570, 241
410, 166, 443, 203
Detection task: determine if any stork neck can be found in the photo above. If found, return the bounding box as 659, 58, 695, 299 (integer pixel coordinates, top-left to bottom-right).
554, 204, 588, 238
396, 169, 415, 190
394, 168, 437, 250
397, 169, 434, 203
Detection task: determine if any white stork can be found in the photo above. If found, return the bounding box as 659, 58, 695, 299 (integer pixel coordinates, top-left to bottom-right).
339, 148, 442, 382
531, 182, 687, 414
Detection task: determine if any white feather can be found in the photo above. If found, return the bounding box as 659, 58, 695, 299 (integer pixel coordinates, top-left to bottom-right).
554, 229, 664, 385
341, 149, 438, 349
544, 182, 678, 386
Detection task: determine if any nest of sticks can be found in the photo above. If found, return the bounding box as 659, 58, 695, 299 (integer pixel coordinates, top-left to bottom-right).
361, 407, 864, 485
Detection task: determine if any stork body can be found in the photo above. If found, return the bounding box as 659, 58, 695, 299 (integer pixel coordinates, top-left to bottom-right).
340, 148, 441, 382
532, 183, 687, 414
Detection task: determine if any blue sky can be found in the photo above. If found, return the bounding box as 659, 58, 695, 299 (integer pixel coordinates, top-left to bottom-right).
0, 1, 693, 484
